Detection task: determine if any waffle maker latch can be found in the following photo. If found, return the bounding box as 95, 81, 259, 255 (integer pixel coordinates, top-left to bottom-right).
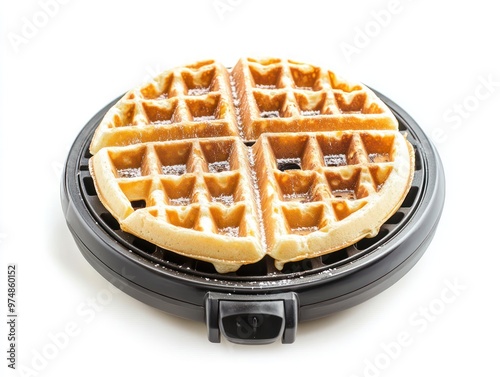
205, 292, 298, 344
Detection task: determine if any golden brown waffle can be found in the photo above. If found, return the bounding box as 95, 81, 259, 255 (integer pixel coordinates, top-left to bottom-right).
253, 131, 414, 270
90, 60, 239, 155
90, 58, 398, 153
232, 57, 398, 140
89, 57, 414, 273
90, 137, 264, 273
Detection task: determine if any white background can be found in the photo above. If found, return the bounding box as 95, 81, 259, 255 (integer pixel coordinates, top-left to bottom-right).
1, 1, 499, 376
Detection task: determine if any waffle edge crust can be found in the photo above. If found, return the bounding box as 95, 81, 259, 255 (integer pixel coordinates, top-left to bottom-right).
89, 57, 414, 273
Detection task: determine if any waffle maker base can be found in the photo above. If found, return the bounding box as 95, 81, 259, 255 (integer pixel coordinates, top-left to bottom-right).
61, 90, 445, 345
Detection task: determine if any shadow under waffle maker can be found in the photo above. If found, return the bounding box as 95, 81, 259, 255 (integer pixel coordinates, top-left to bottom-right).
61, 89, 445, 345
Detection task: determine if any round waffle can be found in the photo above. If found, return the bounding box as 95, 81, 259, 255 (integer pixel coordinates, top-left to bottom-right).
89, 57, 414, 273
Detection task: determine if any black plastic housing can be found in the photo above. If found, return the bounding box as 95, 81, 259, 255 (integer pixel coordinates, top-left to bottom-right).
61, 90, 445, 344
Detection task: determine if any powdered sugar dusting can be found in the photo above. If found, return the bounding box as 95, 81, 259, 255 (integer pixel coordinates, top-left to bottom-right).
220, 226, 239, 237
152, 119, 172, 125
208, 161, 230, 173
169, 197, 191, 206
117, 167, 141, 178
301, 110, 320, 116
229, 74, 244, 138
162, 164, 186, 175
291, 226, 318, 235
212, 194, 234, 206
188, 87, 210, 96
193, 115, 216, 122
248, 148, 267, 252
256, 84, 276, 89
260, 110, 280, 119
283, 192, 312, 203
324, 154, 347, 167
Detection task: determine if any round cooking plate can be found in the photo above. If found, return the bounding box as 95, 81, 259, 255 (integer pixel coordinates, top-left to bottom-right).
61, 89, 445, 344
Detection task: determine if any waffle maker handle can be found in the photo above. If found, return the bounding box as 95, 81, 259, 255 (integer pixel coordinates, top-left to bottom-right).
205, 292, 298, 344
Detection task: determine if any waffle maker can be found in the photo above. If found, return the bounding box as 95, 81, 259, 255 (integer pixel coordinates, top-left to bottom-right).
61, 89, 445, 345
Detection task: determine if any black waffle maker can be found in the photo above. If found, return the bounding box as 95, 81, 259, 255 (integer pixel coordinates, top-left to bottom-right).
61, 89, 445, 345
